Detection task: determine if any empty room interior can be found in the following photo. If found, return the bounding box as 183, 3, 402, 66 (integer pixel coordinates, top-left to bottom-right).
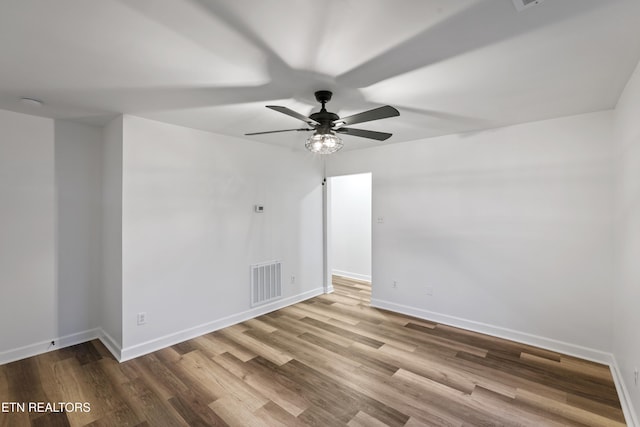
2, 0, 640, 425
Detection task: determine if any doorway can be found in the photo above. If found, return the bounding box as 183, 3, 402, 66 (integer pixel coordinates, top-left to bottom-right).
325, 173, 372, 302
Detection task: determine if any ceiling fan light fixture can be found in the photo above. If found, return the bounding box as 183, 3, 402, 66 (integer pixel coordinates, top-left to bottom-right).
305, 132, 343, 154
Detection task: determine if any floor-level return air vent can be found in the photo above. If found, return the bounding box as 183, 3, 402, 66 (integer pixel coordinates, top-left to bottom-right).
251, 261, 282, 307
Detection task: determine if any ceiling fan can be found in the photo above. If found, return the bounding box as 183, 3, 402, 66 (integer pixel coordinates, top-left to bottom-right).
245, 90, 400, 154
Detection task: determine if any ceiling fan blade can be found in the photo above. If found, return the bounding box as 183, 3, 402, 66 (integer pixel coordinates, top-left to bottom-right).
266, 105, 320, 126
335, 105, 399, 127
245, 128, 312, 136
335, 127, 392, 141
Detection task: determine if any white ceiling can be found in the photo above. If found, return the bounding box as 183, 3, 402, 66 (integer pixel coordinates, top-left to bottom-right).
1, 0, 640, 151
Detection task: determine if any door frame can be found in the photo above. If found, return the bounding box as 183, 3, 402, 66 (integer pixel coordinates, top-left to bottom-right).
323, 172, 373, 294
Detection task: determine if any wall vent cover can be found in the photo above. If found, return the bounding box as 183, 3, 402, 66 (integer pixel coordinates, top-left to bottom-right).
250, 261, 282, 307
512, 0, 545, 11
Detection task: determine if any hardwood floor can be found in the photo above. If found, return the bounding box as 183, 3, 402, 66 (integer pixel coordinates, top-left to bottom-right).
0, 276, 626, 426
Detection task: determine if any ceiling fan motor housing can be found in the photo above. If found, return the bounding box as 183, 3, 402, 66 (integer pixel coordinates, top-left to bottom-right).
310, 91, 339, 134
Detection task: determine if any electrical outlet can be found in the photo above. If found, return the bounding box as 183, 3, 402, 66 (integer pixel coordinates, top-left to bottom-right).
426, 287, 433, 296
137, 312, 147, 325
377, 216, 384, 224
392, 280, 398, 289
291, 275, 296, 284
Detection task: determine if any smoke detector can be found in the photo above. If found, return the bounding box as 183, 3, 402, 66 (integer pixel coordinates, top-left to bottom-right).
20, 97, 44, 107
512, 0, 545, 12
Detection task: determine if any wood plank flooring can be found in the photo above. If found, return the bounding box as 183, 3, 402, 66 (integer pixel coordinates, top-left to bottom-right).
0, 276, 626, 426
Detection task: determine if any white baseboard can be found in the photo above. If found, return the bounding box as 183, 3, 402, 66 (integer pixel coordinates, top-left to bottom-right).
119, 287, 324, 362
97, 328, 122, 361
0, 288, 324, 365
332, 269, 371, 282
610, 357, 639, 427
370, 298, 613, 365
0, 328, 100, 365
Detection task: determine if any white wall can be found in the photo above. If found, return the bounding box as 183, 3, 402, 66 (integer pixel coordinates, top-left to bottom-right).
55, 120, 103, 337
327, 111, 614, 358
120, 116, 323, 356
0, 111, 324, 362
330, 173, 372, 281
0, 110, 56, 358
0, 112, 108, 363
101, 116, 124, 350
613, 60, 640, 423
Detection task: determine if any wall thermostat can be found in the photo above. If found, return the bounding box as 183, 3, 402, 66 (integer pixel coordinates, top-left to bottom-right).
254, 205, 264, 213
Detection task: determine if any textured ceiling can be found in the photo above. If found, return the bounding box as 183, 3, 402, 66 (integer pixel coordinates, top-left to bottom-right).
1, 0, 640, 151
